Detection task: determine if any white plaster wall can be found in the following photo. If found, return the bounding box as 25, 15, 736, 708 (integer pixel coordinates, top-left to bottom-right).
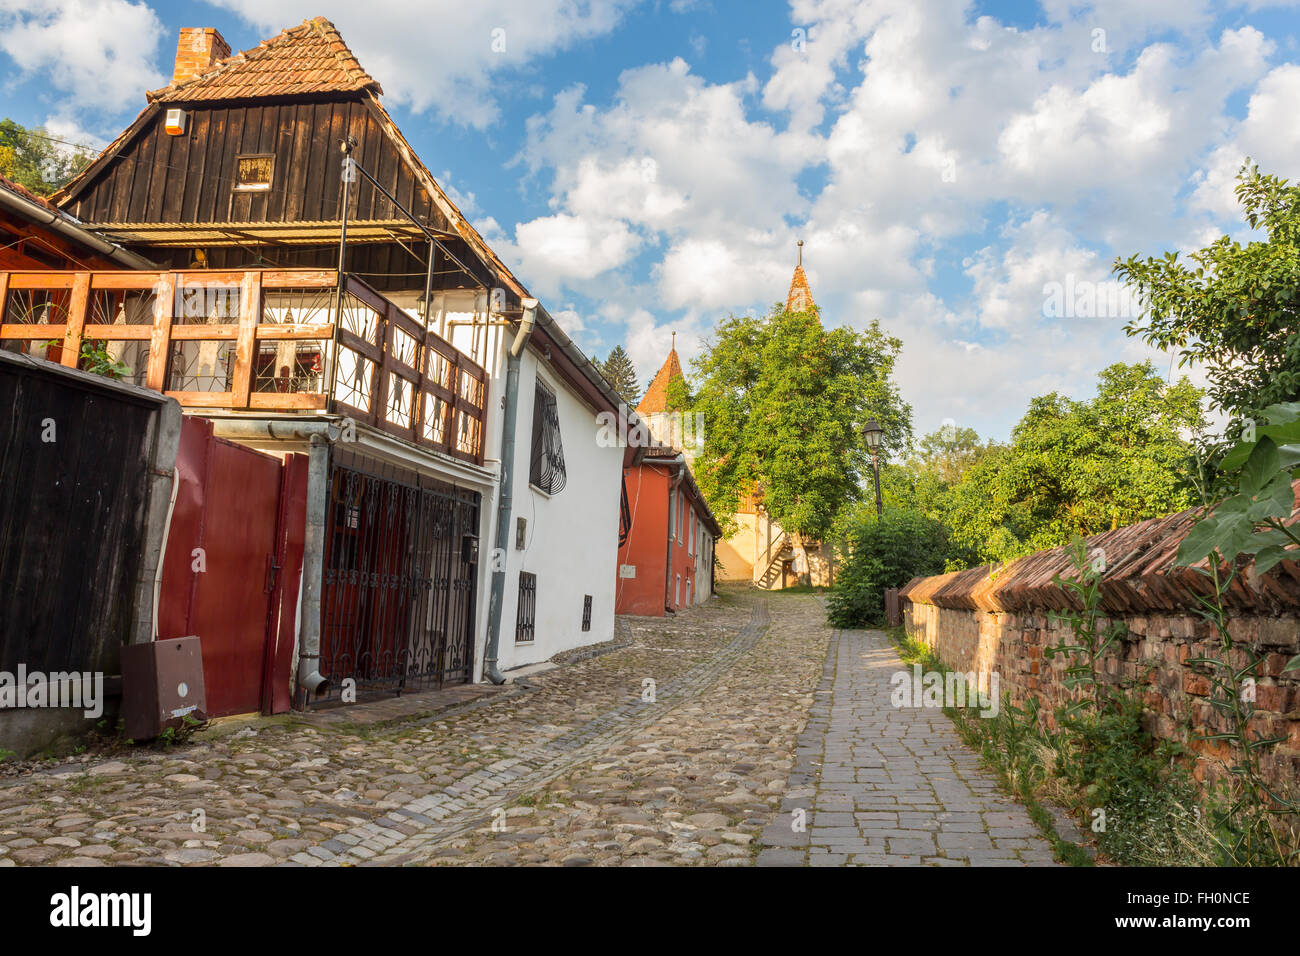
429, 291, 620, 670
495, 352, 621, 667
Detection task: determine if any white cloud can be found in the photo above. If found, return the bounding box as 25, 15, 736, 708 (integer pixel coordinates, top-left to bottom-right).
511, 213, 642, 297
1192, 62, 1300, 221
0, 0, 165, 131
211, 0, 642, 128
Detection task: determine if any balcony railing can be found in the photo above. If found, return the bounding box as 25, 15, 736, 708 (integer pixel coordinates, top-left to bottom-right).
0, 269, 488, 465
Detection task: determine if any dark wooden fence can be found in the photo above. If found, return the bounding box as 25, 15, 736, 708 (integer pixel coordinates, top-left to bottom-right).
0, 350, 179, 752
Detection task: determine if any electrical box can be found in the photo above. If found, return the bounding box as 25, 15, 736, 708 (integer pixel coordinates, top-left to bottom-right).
120, 636, 207, 740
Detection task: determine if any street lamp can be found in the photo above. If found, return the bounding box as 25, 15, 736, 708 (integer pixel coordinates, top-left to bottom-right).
863, 418, 884, 518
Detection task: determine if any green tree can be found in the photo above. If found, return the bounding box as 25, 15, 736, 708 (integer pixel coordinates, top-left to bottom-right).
689, 303, 911, 544
943, 362, 1205, 565
0, 119, 94, 196
1115, 163, 1300, 435
909, 424, 994, 484
827, 508, 950, 627
597, 345, 641, 406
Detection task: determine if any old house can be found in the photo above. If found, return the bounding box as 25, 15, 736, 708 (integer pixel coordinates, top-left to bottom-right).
617, 337, 719, 615
616, 438, 719, 616
3, 17, 631, 715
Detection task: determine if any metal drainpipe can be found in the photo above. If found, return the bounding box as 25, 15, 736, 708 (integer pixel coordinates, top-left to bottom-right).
482, 298, 538, 685
208, 417, 348, 702
0, 188, 157, 269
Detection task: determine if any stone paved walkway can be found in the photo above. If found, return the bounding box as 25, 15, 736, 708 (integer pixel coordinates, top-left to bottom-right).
756, 627, 1057, 866
0, 594, 1056, 867
0, 589, 828, 867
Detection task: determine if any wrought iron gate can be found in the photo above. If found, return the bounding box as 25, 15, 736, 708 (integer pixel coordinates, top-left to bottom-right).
318, 451, 480, 703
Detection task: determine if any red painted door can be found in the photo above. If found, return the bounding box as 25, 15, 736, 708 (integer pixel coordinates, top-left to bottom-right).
158, 417, 286, 718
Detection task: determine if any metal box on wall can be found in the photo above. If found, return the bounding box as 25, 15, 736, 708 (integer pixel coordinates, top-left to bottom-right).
120, 636, 207, 740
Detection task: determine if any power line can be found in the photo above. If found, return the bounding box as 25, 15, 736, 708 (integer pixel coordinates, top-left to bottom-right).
5, 126, 105, 155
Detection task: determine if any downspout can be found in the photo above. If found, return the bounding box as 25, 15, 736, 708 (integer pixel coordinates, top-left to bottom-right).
482, 297, 537, 684
208, 417, 348, 702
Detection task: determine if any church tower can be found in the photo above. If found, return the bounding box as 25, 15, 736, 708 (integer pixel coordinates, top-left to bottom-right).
636, 332, 696, 462
785, 239, 815, 313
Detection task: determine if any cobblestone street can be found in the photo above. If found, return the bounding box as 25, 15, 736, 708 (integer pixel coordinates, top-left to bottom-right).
0, 590, 1055, 867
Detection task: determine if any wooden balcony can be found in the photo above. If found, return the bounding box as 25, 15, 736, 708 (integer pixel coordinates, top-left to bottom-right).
0, 269, 488, 465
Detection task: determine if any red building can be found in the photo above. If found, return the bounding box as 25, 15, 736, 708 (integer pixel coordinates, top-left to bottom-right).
617, 443, 720, 616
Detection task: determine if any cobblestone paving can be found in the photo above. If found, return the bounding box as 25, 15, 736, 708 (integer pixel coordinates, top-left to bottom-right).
756, 627, 1058, 867
0, 594, 1051, 867
0, 589, 828, 867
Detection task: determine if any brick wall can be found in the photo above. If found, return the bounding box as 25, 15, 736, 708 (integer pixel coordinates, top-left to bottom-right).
900, 491, 1300, 787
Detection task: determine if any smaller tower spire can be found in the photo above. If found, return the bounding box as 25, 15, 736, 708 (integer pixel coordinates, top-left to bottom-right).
785, 240, 815, 314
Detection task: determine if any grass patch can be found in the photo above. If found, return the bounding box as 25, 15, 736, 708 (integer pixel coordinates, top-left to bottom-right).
886, 626, 1214, 866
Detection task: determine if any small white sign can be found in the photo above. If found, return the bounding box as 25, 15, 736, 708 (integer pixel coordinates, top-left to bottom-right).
619, 564, 636, 579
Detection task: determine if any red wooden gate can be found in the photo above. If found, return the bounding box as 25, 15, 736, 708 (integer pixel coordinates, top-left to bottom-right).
158, 417, 306, 717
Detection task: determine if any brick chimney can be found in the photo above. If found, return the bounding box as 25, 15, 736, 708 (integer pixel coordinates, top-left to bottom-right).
171, 27, 230, 86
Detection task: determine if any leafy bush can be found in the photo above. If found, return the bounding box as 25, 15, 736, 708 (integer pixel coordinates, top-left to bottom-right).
827, 508, 948, 627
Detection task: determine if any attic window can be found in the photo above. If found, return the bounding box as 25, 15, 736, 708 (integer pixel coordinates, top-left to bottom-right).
234, 154, 274, 191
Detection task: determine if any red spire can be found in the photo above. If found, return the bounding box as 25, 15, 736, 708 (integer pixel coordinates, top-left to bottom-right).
785, 239, 815, 313
636, 334, 684, 414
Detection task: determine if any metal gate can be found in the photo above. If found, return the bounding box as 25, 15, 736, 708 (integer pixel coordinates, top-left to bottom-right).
318, 451, 479, 702
158, 417, 303, 719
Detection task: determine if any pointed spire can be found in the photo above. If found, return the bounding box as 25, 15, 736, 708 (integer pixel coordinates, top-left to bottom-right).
785, 240, 815, 314
636, 335, 684, 415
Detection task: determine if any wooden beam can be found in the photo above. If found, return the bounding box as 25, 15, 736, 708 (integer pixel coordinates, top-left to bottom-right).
82, 325, 153, 340
59, 272, 90, 368
0, 323, 68, 340
145, 272, 175, 392
248, 393, 328, 410
229, 270, 262, 407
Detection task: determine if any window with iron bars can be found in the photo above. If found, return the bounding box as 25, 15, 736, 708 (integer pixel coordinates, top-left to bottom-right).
529, 380, 567, 495
582, 594, 593, 632
516, 571, 537, 643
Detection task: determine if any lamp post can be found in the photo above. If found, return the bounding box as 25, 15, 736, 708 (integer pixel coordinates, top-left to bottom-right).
863, 417, 884, 518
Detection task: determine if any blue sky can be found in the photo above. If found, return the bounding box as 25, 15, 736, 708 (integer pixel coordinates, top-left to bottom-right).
2, 0, 1298, 441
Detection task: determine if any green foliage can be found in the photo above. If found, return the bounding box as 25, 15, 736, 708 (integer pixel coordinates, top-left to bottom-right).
690, 303, 911, 541
1043, 537, 1128, 714
597, 345, 641, 406
0, 118, 93, 196
941, 362, 1203, 564
1115, 163, 1300, 434
44, 338, 132, 379
1172, 402, 1300, 865
826, 508, 949, 627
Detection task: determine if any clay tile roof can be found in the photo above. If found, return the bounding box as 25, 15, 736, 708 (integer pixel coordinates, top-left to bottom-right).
147, 16, 381, 104
785, 264, 815, 313
0, 171, 60, 213
636, 346, 684, 415
899, 479, 1300, 615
